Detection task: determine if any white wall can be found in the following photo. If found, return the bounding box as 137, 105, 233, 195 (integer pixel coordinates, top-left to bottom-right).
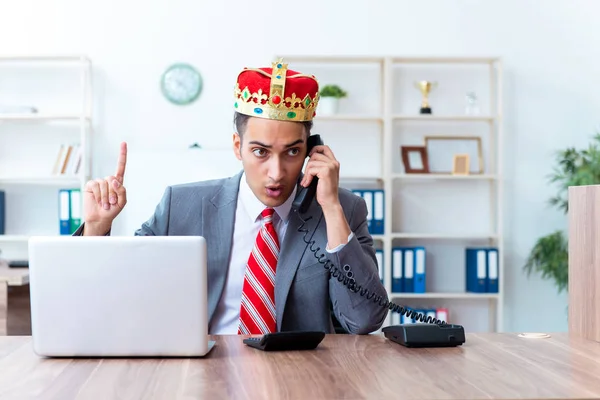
2, 0, 600, 333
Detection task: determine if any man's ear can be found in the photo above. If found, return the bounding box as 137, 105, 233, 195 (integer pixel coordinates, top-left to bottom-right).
233, 133, 242, 161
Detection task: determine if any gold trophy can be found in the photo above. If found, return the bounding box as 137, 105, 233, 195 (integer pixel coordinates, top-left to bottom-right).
414, 80, 437, 114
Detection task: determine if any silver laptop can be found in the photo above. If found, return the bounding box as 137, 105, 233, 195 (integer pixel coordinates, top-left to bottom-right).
28, 235, 214, 357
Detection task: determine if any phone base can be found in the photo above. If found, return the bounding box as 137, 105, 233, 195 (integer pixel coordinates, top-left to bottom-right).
382, 324, 465, 348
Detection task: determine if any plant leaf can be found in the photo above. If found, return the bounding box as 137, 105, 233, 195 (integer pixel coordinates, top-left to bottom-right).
523, 230, 568, 293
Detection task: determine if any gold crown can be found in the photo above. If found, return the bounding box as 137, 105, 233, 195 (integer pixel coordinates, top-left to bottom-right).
234, 59, 320, 122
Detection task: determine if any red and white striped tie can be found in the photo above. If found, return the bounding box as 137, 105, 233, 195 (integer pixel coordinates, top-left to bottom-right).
238, 208, 279, 334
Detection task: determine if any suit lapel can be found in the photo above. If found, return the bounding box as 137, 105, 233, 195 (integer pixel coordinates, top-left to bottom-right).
203, 171, 242, 323
275, 185, 324, 330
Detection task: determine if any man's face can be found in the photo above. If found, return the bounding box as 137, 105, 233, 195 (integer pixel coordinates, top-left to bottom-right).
233, 117, 307, 208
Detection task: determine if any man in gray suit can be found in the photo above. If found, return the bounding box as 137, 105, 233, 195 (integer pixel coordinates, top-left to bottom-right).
79, 59, 388, 335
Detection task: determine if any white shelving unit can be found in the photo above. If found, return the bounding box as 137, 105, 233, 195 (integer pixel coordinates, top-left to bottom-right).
278, 55, 503, 332
0, 55, 92, 261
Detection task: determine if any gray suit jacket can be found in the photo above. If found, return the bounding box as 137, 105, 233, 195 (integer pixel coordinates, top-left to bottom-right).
83, 171, 388, 334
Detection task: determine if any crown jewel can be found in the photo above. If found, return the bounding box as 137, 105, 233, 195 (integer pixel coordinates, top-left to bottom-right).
234, 59, 320, 122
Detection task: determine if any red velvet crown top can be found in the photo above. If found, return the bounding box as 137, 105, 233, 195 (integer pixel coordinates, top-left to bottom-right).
234, 60, 320, 122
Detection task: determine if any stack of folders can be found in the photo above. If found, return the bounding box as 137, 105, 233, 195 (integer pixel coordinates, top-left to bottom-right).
0, 190, 4, 235
391, 246, 426, 293
58, 189, 82, 235
351, 189, 384, 235
390, 307, 449, 325
465, 247, 499, 293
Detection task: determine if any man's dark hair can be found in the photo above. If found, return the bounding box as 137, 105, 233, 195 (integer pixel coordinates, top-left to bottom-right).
233, 111, 313, 141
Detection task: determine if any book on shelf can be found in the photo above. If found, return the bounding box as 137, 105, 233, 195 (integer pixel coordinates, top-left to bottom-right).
390, 307, 449, 325
465, 247, 499, 293
391, 246, 426, 293
351, 188, 384, 235
387, 245, 500, 295
52, 143, 82, 176
375, 248, 383, 283
59, 188, 82, 235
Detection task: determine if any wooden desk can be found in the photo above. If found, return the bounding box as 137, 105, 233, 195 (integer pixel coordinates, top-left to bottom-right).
0, 333, 599, 399
0, 262, 29, 335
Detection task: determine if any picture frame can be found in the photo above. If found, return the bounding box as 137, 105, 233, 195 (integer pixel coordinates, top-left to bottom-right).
400, 146, 429, 174
452, 154, 470, 175
424, 136, 483, 174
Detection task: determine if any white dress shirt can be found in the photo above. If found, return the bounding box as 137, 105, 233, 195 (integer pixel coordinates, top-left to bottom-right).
209, 173, 354, 334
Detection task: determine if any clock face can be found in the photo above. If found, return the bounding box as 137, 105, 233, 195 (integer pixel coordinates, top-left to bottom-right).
161, 63, 203, 105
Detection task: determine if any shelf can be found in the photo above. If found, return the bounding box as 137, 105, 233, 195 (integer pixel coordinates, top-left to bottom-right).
315, 115, 383, 122
392, 56, 499, 64
277, 55, 499, 64
276, 54, 504, 332
0, 176, 81, 186
393, 173, 497, 181
275, 55, 383, 64
0, 55, 90, 282
0, 235, 69, 243
0, 114, 91, 123
390, 292, 499, 299
391, 233, 498, 240
393, 115, 496, 122
340, 176, 383, 181
0, 55, 90, 63
0, 235, 30, 243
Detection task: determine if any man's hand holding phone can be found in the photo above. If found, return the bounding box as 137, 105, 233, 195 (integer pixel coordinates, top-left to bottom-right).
300, 143, 352, 249
300, 144, 341, 212
82, 142, 128, 236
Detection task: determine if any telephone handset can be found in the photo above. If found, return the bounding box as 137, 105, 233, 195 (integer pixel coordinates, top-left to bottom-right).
292, 134, 324, 214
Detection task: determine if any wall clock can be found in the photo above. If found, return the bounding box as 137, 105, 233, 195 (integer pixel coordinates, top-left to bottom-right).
160, 63, 203, 105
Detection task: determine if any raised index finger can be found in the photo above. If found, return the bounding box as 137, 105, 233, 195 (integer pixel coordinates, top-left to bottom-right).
115, 142, 127, 183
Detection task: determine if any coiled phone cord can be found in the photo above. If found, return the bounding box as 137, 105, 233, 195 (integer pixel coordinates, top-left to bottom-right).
296, 213, 447, 326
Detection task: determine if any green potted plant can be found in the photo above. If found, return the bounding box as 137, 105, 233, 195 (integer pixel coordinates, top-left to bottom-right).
524, 132, 600, 293
319, 84, 347, 115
